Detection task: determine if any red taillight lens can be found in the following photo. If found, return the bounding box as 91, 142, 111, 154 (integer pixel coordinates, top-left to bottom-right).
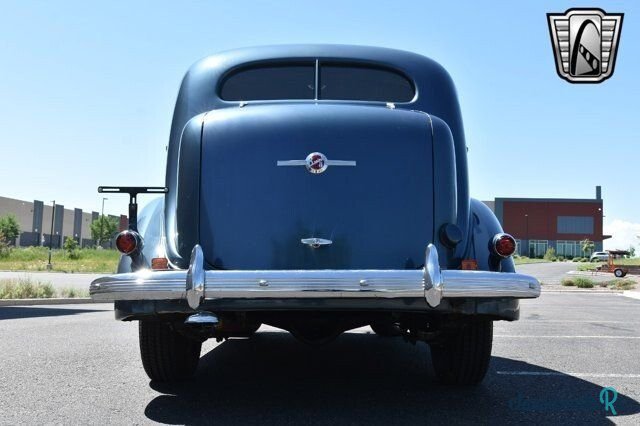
115, 231, 141, 255
492, 233, 516, 258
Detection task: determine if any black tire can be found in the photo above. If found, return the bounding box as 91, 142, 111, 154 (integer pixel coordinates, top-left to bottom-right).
370, 323, 401, 337
429, 320, 493, 386
614, 268, 625, 278
139, 321, 202, 382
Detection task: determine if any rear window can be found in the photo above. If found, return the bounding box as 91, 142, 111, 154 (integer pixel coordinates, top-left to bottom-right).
220, 63, 315, 101
219, 61, 415, 102
319, 64, 414, 102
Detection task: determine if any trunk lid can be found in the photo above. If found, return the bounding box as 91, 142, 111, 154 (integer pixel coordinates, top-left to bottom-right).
199, 104, 435, 270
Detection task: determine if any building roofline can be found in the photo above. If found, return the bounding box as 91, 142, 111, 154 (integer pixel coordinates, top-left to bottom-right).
495, 197, 601, 204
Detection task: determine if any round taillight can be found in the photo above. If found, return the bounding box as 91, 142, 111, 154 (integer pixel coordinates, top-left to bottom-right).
115, 231, 141, 255
492, 233, 517, 258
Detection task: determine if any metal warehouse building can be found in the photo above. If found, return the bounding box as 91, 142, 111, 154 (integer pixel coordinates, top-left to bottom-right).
0, 196, 128, 248
485, 186, 608, 258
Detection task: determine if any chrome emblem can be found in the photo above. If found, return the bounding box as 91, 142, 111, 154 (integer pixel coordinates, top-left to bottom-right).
301, 238, 333, 249
277, 152, 356, 174
547, 8, 623, 83
306, 152, 328, 174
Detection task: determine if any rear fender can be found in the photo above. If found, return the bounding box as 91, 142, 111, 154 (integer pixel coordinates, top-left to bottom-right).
117, 197, 166, 273
466, 198, 515, 272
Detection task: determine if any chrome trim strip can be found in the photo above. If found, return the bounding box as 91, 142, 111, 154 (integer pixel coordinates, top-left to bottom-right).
276, 160, 356, 166
324, 160, 356, 166
301, 237, 333, 248
314, 59, 319, 100
277, 160, 307, 166
90, 244, 540, 306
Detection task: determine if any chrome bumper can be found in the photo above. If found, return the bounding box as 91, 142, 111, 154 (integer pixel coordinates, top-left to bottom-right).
90, 244, 540, 309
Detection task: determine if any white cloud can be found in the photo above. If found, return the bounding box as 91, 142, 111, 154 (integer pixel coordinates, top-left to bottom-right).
604, 219, 640, 253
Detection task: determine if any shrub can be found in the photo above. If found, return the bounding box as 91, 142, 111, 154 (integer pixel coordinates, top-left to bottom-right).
0, 232, 11, 259
558, 256, 565, 262
561, 277, 595, 288
606, 279, 636, 290
572, 258, 580, 262
63, 237, 80, 259
0, 278, 55, 299
574, 277, 595, 288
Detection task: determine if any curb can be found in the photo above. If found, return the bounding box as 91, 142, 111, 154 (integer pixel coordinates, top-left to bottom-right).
0, 298, 98, 306
0, 270, 106, 276
623, 291, 640, 301
542, 289, 622, 294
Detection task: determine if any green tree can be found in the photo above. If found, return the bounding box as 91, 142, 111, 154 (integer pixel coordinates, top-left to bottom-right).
543, 247, 557, 261
629, 245, 636, 258
90, 216, 118, 246
63, 236, 80, 259
0, 214, 20, 245
581, 238, 595, 258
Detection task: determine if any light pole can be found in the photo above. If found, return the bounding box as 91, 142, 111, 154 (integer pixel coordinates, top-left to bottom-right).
524, 214, 529, 257
47, 201, 55, 270
99, 197, 108, 248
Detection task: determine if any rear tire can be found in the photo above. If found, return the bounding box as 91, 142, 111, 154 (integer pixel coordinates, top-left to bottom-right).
139, 321, 202, 382
429, 320, 493, 386
614, 268, 625, 278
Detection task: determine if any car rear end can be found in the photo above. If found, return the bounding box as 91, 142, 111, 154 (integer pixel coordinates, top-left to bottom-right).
90, 47, 540, 385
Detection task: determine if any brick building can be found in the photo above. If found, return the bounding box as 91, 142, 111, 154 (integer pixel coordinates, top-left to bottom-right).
486, 186, 609, 258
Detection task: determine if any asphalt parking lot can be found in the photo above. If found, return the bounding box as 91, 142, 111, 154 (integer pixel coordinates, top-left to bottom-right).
0, 292, 639, 424
516, 262, 577, 285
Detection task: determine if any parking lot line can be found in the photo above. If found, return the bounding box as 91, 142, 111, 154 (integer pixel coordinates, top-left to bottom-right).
495, 335, 640, 339
497, 371, 640, 378
519, 320, 633, 323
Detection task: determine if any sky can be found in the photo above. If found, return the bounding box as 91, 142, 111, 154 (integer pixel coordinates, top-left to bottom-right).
0, 1, 638, 250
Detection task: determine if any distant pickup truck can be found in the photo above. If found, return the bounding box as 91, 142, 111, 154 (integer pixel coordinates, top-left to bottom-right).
90, 45, 540, 386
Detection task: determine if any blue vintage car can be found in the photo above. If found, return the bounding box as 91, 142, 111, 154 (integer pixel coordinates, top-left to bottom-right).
91, 45, 540, 385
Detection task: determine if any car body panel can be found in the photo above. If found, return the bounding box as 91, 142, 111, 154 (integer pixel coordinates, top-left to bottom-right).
164, 45, 470, 268
197, 104, 439, 270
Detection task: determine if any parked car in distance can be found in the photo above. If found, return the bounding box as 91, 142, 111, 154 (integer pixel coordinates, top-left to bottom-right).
590, 251, 609, 262
90, 45, 540, 386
